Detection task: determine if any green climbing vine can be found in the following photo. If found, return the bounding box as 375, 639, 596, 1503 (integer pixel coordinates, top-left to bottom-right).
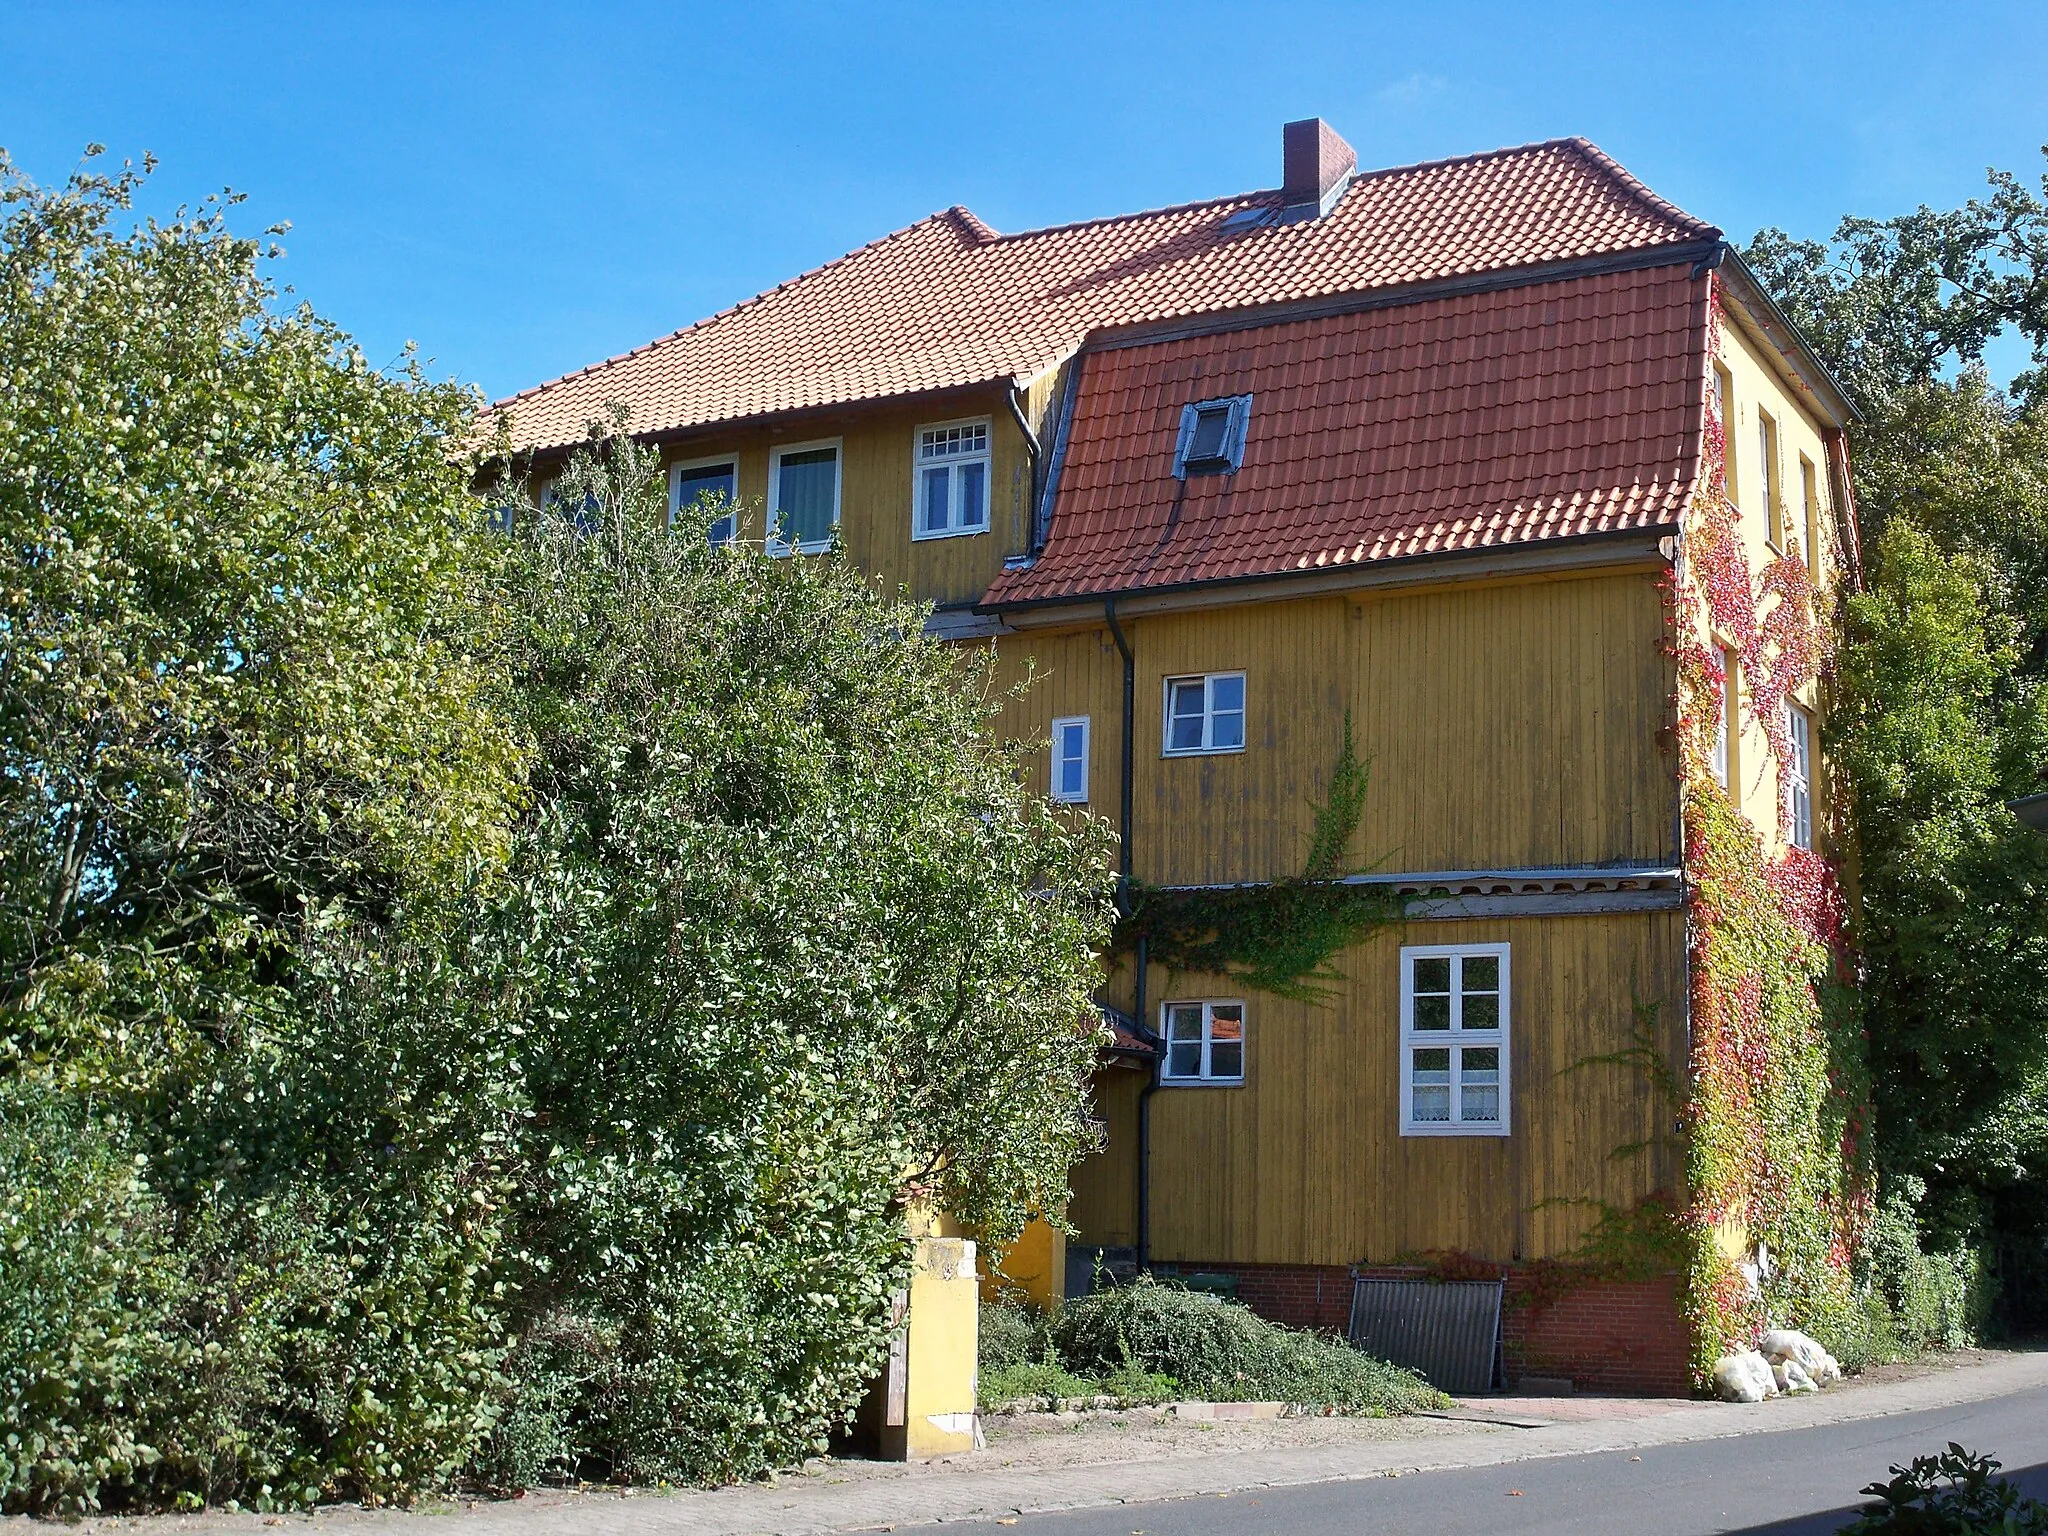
1668, 280, 1869, 1384
1112, 716, 1406, 1003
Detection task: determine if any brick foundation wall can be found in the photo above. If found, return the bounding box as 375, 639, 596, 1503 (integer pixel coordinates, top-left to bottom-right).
1500, 1273, 1689, 1397
1161, 1261, 1690, 1397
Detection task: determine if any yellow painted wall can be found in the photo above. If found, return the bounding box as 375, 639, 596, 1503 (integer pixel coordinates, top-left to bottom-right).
1702, 316, 1839, 859
992, 567, 1679, 887
1068, 911, 1688, 1266
981, 1217, 1067, 1311
647, 377, 1061, 609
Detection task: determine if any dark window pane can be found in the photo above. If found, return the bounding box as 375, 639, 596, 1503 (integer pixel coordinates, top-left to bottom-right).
958, 460, 986, 526
1210, 1039, 1243, 1079
1461, 994, 1499, 1030
1413, 995, 1451, 1031
1461, 954, 1499, 992
776, 448, 837, 546
1168, 1041, 1202, 1078
1188, 406, 1231, 462
1413, 956, 1451, 994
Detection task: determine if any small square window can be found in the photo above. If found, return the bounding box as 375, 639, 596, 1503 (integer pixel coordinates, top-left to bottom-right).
1174, 395, 1252, 477
914, 419, 991, 539
1163, 672, 1245, 757
1160, 1000, 1245, 1085
1050, 716, 1089, 803
1401, 944, 1510, 1136
670, 458, 739, 546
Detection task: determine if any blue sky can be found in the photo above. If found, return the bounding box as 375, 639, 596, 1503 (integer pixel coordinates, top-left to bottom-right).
7, 1, 2045, 401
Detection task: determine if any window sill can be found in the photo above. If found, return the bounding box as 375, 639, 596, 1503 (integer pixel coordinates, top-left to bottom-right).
1161, 744, 1247, 759
1160, 1077, 1245, 1089
911, 524, 990, 543
1400, 1123, 1511, 1138
1050, 795, 1089, 806
767, 540, 835, 558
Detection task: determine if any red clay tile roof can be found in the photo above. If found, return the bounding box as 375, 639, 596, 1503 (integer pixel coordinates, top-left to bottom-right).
983, 262, 1708, 606
489, 138, 1717, 453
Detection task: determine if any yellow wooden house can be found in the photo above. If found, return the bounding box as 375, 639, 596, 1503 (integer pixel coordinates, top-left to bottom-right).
493, 119, 1855, 1394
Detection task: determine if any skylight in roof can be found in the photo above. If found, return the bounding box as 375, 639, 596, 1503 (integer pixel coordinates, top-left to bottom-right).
1174, 395, 1252, 477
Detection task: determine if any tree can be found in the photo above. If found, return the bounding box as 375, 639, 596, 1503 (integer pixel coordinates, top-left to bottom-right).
0, 149, 1116, 1508
1747, 155, 2048, 1322
0, 147, 526, 1513
472, 427, 1115, 1484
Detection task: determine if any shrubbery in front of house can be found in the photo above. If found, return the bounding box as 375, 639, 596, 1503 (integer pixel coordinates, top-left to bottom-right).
977, 1280, 1448, 1415
0, 154, 1113, 1514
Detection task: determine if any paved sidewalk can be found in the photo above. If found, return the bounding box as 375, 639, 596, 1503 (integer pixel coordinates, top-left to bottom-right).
76, 1350, 2048, 1536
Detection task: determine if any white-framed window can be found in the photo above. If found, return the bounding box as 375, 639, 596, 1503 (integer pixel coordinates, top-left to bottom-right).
1400, 944, 1510, 1136
1160, 1000, 1245, 1085
1712, 645, 1736, 790
1759, 408, 1782, 546
913, 419, 991, 539
1162, 672, 1245, 756
767, 439, 841, 554
669, 456, 739, 546
1800, 455, 1822, 575
1050, 716, 1089, 803
1784, 702, 1813, 849
1712, 363, 1736, 502
1173, 395, 1253, 477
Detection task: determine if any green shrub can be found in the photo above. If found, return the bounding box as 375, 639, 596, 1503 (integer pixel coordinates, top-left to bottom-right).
1844, 1444, 2048, 1533
979, 1300, 1049, 1376
1051, 1278, 1446, 1415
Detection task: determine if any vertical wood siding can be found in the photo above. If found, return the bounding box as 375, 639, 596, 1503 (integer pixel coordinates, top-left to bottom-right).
992, 568, 1679, 886
1069, 911, 1688, 1265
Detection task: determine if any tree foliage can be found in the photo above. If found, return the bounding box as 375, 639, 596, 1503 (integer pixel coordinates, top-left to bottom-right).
1746, 153, 2048, 1320
0, 151, 1114, 1511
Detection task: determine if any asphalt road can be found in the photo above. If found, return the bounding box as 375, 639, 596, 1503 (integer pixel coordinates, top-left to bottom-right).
933, 1385, 2048, 1536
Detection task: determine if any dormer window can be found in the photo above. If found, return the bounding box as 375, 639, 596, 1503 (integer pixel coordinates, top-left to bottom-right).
1174, 395, 1252, 477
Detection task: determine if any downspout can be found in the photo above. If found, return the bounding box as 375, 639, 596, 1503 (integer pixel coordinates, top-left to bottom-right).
1004, 383, 1042, 526
1104, 595, 1155, 1275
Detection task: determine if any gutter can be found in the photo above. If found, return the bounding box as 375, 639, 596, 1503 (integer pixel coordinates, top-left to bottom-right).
979, 524, 1676, 623
1100, 594, 1156, 1274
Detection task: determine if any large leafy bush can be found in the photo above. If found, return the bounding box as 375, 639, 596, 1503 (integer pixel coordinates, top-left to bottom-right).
0, 152, 1113, 1509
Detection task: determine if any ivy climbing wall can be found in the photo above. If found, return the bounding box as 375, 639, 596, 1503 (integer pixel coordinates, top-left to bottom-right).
1670, 279, 1865, 1382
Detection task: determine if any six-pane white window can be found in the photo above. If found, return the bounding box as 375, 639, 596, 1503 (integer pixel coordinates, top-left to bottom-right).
1161, 1000, 1245, 1085
1050, 716, 1089, 803
914, 420, 990, 538
1163, 672, 1245, 755
1400, 944, 1509, 1136
1784, 702, 1813, 849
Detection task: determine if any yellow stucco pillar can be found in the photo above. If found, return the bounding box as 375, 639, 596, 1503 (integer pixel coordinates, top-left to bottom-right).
903, 1236, 981, 1457
853, 1228, 983, 1459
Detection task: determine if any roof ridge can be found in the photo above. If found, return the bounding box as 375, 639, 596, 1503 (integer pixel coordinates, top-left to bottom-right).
973, 187, 1274, 246
1555, 137, 1720, 239
487, 208, 974, 412
954, 137, 1711, 252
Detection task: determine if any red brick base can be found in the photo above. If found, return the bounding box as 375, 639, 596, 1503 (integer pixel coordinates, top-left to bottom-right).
1157, 1261, 1691, 1397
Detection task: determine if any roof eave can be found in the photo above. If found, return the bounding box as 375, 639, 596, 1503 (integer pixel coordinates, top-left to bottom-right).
1714, 246, 1862, 428
979, 522, 1682, 624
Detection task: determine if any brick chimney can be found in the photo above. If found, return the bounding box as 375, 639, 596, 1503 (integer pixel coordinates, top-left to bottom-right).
1281, 118, 1358, 219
